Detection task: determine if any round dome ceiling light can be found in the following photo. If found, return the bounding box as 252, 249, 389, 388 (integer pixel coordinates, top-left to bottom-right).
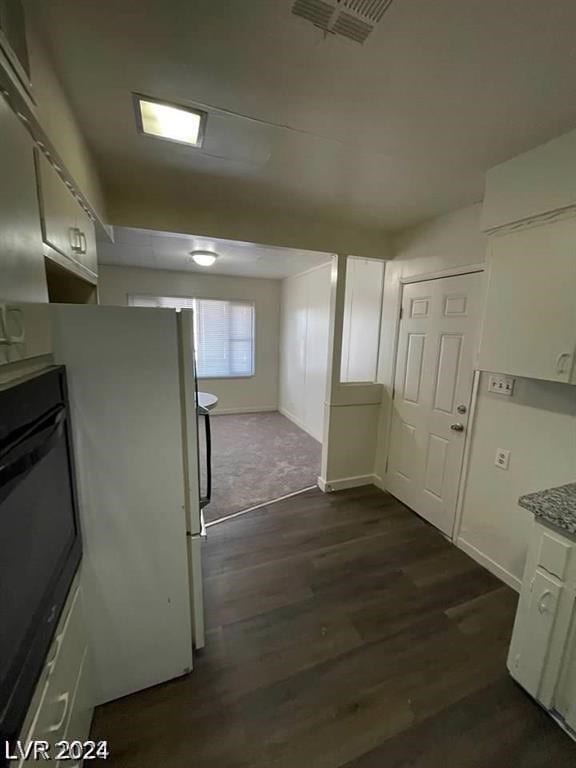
190, 250, 218, 267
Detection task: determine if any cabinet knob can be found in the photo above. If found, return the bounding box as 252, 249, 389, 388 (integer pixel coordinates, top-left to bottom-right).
538, 590, 553, 615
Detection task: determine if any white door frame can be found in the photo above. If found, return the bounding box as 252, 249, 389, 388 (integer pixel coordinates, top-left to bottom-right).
383, 263, 485, 541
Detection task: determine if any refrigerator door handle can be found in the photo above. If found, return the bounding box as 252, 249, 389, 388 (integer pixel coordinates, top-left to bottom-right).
198, 406, 211, 510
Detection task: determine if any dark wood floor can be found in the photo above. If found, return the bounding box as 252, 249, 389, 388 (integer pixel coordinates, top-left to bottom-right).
92, 486, 576, 767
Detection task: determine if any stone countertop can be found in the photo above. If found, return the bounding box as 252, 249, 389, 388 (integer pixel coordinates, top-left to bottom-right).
519, 482, 576, 536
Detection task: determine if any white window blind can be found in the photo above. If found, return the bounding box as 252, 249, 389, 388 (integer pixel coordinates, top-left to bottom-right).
128, 294, 255, 378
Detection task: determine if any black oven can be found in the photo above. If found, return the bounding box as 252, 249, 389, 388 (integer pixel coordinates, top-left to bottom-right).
0, 366, 82, 758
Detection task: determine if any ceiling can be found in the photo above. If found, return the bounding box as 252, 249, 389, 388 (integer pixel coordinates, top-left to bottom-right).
28, 0, 576, 235
98, 227, 332, 279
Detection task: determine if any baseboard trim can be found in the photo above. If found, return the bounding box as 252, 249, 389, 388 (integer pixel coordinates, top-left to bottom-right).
212, 406, 278, 415
278, 406, 321, 442
372, 474, 386, 492
457, 537, 522, 593
317, 474, 377, 492
206, 485, 317, 527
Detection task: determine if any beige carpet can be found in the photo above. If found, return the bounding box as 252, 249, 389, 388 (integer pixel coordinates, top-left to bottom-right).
200, 412, 321, 524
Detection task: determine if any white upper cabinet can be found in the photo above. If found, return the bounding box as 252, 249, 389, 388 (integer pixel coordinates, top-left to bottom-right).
0, 93, 47, 302
36, 152, 98, 280
482, 129, 576, 232
478, 217, 576, 384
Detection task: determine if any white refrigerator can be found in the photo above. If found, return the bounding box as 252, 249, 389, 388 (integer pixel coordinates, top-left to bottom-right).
46, 304, 206, 705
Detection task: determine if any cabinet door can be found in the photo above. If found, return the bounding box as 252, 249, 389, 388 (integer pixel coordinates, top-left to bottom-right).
509, 568, 562, 698
559, 653, 576, 733
76, 207, 97, 276
479, 218, 576, 383
552, 598, 576, 725
20, 588, 91, 765
1, 303, 52, 364
55, 648, 94, 767
36, 153, 84, 263
0, 94, 47, 302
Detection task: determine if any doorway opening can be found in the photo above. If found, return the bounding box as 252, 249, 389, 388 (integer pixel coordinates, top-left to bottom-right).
97, 226, 333, 524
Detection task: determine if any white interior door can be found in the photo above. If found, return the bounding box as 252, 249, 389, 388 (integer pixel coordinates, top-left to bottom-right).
386, 273, 482, 536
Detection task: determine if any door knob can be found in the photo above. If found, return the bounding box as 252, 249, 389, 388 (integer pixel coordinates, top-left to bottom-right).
457, 404, 467, 414
450, 423, 465, 432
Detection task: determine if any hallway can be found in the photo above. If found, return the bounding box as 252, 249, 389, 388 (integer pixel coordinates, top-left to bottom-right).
92, 486, 576, 767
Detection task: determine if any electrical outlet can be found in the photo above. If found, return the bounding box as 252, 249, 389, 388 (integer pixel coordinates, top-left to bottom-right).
488, 374, 515, 396
495, 448, 511, 470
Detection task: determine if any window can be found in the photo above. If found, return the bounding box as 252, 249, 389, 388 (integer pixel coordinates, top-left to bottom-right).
128, 295, 255, 378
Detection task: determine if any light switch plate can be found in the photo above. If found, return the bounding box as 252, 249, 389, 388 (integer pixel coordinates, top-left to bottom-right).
488, 374, 515, 396
495, 448, 511, 470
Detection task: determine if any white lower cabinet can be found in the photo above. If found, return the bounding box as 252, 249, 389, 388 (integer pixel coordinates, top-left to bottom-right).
554, 606, 576, 731
508, 519, 576, 736
56, 648, 94, 768
509, 568, 563, 698
18, 577, 94, 766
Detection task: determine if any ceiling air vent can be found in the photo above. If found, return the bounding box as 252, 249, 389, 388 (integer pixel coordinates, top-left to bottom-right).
292, 0, 335, 29
332, 12, 372, 43
291, 0, 394, 44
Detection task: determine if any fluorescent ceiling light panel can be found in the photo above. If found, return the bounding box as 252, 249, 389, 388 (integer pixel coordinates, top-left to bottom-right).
135, 95, 206, 147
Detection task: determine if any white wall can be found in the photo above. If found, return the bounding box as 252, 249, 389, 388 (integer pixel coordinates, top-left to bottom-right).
108, 186, 392, 261
319, 255, 384, 490
279, 263, 332, 442
459, 374, 576, 589
98, 265, 281, 414
375, 201, 576, 588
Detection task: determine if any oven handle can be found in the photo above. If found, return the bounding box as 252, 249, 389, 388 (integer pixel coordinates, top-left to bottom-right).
0, 406, 67, 489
